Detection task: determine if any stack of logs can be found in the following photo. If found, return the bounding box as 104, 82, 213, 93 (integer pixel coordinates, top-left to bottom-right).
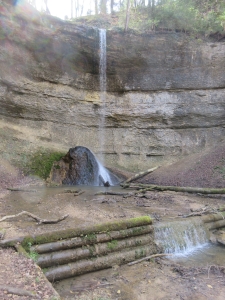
0, 216, 158, 282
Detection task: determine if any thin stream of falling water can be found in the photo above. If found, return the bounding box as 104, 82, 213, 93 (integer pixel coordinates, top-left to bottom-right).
98, 28, 107, 165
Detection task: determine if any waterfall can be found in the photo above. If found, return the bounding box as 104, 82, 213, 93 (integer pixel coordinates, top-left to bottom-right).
98, 28, 107, 165
154, 219, 209, 256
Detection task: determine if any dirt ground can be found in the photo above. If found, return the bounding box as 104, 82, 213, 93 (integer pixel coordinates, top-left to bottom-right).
1, 147, 225, 300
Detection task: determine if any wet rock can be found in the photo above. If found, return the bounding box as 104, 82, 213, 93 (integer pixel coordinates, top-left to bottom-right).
48, 146, 118, 186
49, 146, 99, 186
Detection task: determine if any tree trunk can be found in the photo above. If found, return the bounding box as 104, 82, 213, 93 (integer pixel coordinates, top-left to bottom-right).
206, 219, 225, 230
71, 0, 74, 18
37, 234, 153, 268
31, 225, 153, 254
202, 211, 225, 223
128, 184, 225, 195
45, 244, 157, 282
95, 0, 98, 14
100, 0, 107, 14
124, 0, 131, 32
0, 216, 152, 248
110, 0, 114, 14
121, 166, 159, 185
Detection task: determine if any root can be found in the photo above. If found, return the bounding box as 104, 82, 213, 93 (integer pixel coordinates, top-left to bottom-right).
0, 211, 69, 224
127, 253, 173, 266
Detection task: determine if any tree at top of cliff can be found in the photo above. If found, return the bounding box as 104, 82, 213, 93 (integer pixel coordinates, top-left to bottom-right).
23, 0, 225, 38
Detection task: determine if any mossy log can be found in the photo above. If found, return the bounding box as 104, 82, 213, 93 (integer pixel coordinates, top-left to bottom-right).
202, 212, 225, 223
31, 225, 153, 254
127, 184, 225, 194
206, 219, 225, 230
0, 216, 152, 249
37, 234, 153, 268
45, 244, 157, 282
121, 167, 159, 186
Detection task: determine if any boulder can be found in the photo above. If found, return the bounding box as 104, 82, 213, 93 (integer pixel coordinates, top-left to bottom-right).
48, 146, 118, 186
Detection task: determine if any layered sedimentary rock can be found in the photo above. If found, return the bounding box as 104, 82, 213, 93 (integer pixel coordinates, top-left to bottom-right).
0, 1, 225, 171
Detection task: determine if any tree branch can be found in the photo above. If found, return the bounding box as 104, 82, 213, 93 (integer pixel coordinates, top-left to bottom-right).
0, 211, 69, 224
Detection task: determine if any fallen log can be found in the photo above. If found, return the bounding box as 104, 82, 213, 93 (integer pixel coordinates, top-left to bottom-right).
121, 167, 159, 186
202, 212, 225, 223
126, 184, 225, 195
45, 244, 158, 282
37, 234, 153, 268
206, 219, 225, 230
0, 216, 152, 249
31, 224, 153, 254
0, 211, 69, 224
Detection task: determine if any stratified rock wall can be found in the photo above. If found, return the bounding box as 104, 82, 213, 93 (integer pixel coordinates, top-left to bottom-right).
0, 1, 225, 171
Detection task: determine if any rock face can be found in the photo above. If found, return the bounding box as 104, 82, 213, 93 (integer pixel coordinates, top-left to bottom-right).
0, 1, 225, 171
49, 146, 118, 186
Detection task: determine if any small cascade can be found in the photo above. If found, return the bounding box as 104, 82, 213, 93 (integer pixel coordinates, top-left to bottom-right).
154, 219, 209, 256
97, 159, 115, 186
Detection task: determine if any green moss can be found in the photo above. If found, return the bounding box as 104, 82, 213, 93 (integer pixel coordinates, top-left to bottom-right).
25, 241, 39, 262
107, 240, 118, 250
20, 216, 152, 248
135, 247, 146, 259
24, 150, 65, 180
83, 233, 97, 243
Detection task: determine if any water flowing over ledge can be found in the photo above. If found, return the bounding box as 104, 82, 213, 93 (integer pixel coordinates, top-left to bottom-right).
154, 218, 209, 256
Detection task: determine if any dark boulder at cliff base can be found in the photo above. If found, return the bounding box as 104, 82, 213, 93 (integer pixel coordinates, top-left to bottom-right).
48, 146, 119, 186
63, 146, 99, 185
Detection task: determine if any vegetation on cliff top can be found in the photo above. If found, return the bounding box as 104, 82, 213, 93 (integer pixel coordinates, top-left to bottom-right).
27, 0, 225, 38
75, 0, 225, 38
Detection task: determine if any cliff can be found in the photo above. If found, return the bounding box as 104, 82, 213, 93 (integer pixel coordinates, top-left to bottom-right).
0, 1, 225, 172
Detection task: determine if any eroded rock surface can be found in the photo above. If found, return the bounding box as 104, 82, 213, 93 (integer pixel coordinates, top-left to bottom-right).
0, 1, 225, 171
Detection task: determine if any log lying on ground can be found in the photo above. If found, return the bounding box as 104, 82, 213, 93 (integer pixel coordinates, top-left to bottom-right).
121, 167, 159, 186
206, 219, 225, 230
45, 244, 158, 282
126, 184, 225, 195
37, 234, 153, 268
202, 212, 225, 223
0, 216, 152, 248
31, 224, 153, 254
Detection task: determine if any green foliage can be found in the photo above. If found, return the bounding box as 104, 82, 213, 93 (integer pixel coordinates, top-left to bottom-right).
25, 150, 64, 180
26, 242, 39, 262
107, 240, 118, 250
73, 0, 225, 37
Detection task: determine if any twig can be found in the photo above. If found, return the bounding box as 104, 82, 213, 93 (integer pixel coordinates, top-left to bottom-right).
74, 191, 85, 196
7, 188, 37, 192
127, 253, 173, 266
0, 211, 69, 224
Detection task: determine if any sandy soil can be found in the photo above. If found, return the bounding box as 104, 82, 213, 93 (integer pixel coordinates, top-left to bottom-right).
0, 146, 225, 300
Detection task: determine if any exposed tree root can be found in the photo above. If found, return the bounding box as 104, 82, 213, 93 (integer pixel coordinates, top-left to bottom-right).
127, 253, 173, 266
6, 188, 37, 192
0, 285, 34, 297
0, 211, 69, 224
